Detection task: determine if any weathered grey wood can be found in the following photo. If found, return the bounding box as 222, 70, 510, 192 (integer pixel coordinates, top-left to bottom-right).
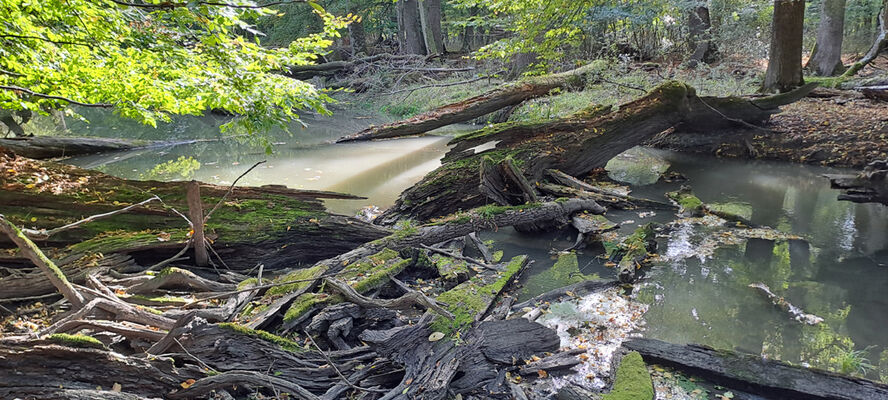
826, 160, 888, 205
512, 279, 619, 311
624, 338, 888, 400
0, 136, 154, 159
185, 181, 208, 267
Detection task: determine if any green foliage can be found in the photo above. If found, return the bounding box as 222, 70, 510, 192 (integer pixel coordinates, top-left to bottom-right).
218, 322, 304, 352
0, 0, 351, 141
141, 156, 201, 181
835, 343, 875, 376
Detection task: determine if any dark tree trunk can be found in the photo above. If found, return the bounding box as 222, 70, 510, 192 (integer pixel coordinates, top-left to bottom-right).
348, 10, 368, 56
419, 0, 444, 55
687, 1, 719, 66
808, 0, 847, 76
763, 0, 806, 93
397, 0, 427, 55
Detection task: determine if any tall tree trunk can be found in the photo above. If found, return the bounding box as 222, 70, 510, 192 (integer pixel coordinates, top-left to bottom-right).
687, 1, 719, 67
808, 0, 847, 76
842, 0, 888, 77
348, 6, 368, 56
418, 0, 444, 55
397, 0, 427, 55
762, 0, 806, 93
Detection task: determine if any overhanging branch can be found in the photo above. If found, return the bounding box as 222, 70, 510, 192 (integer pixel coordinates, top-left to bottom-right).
0, 85, 114, 107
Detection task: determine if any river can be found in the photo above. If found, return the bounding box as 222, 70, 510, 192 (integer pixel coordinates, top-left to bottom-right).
62, 110, 888, 383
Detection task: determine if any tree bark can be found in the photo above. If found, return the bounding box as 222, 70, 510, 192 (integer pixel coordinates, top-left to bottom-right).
336, 62, 602, 143
843, 0, 888, 77
418, 0, 444, 55
687, 1, 719, 67
808, 0, 847, 76
624, 338, 888, 400
185, 181, 208, 267
397, 0, 427, 55
762, 0, 806, 92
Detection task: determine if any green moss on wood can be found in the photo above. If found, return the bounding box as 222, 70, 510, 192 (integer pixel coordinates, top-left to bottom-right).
218, 322, 303, 352
667, 188, 704, 215
602, 351, 654, 400
47, 333, 104, 349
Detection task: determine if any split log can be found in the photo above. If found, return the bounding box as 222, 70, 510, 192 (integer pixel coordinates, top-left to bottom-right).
0, 343, 199, 398
748, 282, 824, 325
379, 82, 816, 223
359, 314, 561, 399
336, 62, 601, 143
127, 267, 235, 294
826, 160, 888, 205
624, 338, 888, 400
168, 371, 319, 400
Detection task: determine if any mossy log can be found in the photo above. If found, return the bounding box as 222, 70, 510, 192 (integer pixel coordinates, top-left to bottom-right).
624, 338, 888, 400
336, 63, 602, 143
0, 153, 388, 278
379, 82, 815, 223
826, 160, 888, 205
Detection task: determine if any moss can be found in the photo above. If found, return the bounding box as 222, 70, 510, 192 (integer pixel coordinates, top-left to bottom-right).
126, 294, 187, 305
667, 188, 704, 215
492, 250, 504, 263
433, 254, 469, 282
431, 255, 527, 334
707, 202, 753, 221
602, 352, 654, 400
265, 266, 325, 297
392, 220, 419, 240
237, 277, 258, 290
47, 333, 104, 349
218, 322, 303, 352
281, 249, 407, 323
69, 229, 189, 255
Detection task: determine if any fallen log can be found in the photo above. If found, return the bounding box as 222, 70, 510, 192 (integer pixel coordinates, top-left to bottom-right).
336, 62, 601, 143
859, 85, 888, 102
826, 160, 888, 205
378, 82, 815, 223
285, 53, 422, 80
749, 282, 824, 325
0, 136, 156, 159
624, 338, 888, 400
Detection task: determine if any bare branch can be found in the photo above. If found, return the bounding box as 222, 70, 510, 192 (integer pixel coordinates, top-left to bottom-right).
203, 160, 266, 223
21, 196, 161, 240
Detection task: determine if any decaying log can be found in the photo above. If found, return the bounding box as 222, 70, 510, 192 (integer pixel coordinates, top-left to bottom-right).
0, 343, 199, 398
285, 53, 423, 80
826, 160, 888, 205
168, 371, 319, 400
359, 314, 562, 399
0, 215, 85, 307
511, 279, 620, 311
749, 282, 824, 325
0, 136, 156, 159
324, 276, 453, 318
380, 82, 815, 223
127, 267, 235, 294
624, 338, 888, 400
544, 169, 678, 210
336, 63, 601, 143
859, 85, 888, 101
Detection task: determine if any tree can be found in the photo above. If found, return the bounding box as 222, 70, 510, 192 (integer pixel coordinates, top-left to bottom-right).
0, 0, 349, 141
808, 0, 847, 76
419, 0, 445, 55
687, 0, 719, 67
397, 0, 427, 54
842, 0, 888, 77
762, 0, 806, 93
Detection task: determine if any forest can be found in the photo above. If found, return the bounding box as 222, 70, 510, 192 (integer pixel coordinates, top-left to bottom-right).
1, 0, 888, 399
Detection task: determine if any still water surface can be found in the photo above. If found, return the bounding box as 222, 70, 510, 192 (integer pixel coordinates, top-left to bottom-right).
63, 113, 888, 378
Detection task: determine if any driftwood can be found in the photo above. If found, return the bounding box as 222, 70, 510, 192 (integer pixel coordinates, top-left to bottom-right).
359, 314, 561, 399
511, 279, 620, 311
336, 62, 601, 143
624, 338, 888, 400
826, 160, 888, 205
378, 82, 816, 223
0, 136, 155, 159
748, 282, 824, 325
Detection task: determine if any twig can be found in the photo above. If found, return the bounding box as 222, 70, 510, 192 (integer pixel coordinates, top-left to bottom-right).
420, 243, 498, 270
599, 78, 646, 92
109, 0, 307, 9
21, 196, 161, 239
303, 330, 389, 394
173, 337, 219, 373
145, 239, 193, 272
324, 277, 454, 319
203, 160, 266, 223
697, 96, 774, 132
205, 240, 231, 270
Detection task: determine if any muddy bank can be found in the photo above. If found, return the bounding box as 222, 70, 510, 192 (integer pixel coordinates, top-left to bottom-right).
649, 94, 888, 169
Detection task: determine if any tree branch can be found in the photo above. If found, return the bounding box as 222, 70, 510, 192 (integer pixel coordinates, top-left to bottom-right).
108, 0, 307, 9
0, 85, 113, 107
